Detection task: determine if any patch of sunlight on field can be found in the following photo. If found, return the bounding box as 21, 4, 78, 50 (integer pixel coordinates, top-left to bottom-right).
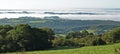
29, 20, 47, 23
56, 34, 66, 37
87, 30, 95, 33
7, 43, 120, 54
7, 20, 21, 22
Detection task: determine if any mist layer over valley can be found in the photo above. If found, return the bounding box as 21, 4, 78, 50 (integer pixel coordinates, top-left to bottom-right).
0, 8, 120, 21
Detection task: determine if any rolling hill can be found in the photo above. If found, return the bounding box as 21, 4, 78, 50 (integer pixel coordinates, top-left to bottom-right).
0, 17, 120, 34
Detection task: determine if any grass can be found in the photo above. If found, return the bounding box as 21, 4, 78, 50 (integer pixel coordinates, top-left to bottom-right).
87, 30, 95, 33
55, 34, 66, 37
7, 20, 21, 23
6, 43, 120, 54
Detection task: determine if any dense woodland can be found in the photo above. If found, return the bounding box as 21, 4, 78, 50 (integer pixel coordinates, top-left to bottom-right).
0, 24, 54, 52
0, 17, 120, 53
0, 24, 120, 53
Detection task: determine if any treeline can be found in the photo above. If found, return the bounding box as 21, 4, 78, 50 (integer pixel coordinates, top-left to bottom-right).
0, 24, 54, 52
52, 27, 120, 47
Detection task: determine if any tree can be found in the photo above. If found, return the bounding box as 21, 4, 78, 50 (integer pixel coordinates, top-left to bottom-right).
66, 31, 75, 39
5, 24, 32, 51
81, 30, 89, 36
102, 27, 120, 43
0, 25, 13, 38
52, 37, 65, 47
66, 30, 92, 39
27, 28, 52, 50
91, 37, 106, 46
41, 28, 55, 40
0, 24, 54, 52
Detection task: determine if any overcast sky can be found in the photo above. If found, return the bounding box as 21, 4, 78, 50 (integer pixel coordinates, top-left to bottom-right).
0, 0, 119, 9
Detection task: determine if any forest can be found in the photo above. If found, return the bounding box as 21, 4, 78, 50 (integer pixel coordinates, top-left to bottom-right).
0, 23, 120, 53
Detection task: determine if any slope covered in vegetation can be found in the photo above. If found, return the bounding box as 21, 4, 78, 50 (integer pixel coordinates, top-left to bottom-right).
0, 17, 120, 34
8, 43, 120, 54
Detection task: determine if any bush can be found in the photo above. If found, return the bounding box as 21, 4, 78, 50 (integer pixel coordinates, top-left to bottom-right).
79, 35, 106, 46
52, 38, 84, 47
52, 37, 66, 47
91, 37, 106, 46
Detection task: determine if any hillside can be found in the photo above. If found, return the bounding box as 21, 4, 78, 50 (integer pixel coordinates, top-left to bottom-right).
0, 17, 120, 34
8, 43, 120, 54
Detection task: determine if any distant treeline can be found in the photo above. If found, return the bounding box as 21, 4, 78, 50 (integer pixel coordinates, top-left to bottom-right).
44, 12, 101, 15
0, 17, 120, 34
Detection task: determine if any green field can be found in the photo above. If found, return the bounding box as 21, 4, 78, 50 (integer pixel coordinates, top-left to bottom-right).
29, 20, 47, 23
7, 43, 120, 54
7, 20, 21, 23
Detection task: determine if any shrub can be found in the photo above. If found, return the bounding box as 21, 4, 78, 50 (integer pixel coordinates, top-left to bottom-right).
91, 37, 106, 46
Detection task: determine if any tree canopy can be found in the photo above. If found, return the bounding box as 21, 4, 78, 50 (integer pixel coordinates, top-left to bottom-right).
0, 24, 54, 52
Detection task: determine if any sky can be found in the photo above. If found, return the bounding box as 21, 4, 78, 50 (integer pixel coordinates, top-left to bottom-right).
0, 0, 120, 9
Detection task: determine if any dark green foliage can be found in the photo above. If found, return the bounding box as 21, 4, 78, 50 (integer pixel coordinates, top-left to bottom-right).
41, 28, 55, 40
0, 24, 54, 52
102, 27, 120, 43
52, 37, 84, 47
66, 31, 77, 38
66, 30, 93, 39
63, 38, 84, 47
56, 26, 120, 47
0, 25, 13, 37
91, 37, 106, 46
52, 37, 65, 47
78, 35, 106, 46
65, 30, 106, 46
27, 28, 52, 50
81, 30, 89, 36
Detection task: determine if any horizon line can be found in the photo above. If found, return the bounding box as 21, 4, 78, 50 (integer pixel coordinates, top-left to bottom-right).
0, 8, 120, 10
